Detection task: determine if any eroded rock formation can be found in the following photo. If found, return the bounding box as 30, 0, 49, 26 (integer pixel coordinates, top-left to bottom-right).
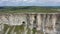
0, 13, 60, 34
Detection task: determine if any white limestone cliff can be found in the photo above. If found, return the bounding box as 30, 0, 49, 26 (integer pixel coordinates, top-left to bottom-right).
0, 13, 60, 34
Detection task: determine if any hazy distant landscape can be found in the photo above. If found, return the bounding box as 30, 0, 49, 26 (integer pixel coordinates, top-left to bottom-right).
0, 6, 60, 13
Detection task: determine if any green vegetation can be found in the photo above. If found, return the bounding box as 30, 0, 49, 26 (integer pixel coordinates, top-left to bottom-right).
4, 24, 14, 34
0, 6, 60, 13
14, 25, 24, 34
4, 24, 44, 34
32, 28, 37, 34
4, 24, 24, 34
27, 28, 31, 34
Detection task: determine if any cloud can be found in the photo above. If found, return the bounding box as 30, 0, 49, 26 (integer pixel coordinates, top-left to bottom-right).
0, 0, 34, 2
49, 0, 60, 2
0, 0, 8, 1
0, 0, 60, 6
0, 0, 60, 3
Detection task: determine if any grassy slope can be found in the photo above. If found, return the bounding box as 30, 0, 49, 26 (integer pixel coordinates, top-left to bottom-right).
0, 6, 60, 13
4, 24, 24, 34
4, 24, 39, 34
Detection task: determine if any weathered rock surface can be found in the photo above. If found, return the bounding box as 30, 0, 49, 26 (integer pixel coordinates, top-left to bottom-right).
0, 13, 60, 34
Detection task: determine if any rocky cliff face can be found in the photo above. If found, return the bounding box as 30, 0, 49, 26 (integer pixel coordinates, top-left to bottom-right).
0, 13, 60, 34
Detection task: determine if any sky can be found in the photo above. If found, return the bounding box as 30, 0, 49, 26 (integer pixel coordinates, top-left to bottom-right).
0, 0, 60, 6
